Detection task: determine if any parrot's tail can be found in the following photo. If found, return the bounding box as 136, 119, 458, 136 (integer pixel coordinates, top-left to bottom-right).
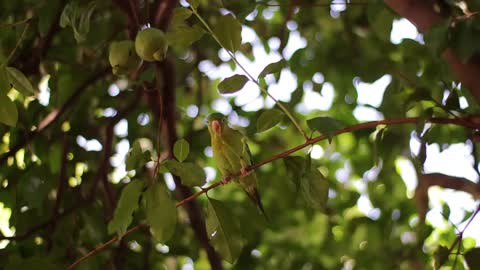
245, 186, 269, 221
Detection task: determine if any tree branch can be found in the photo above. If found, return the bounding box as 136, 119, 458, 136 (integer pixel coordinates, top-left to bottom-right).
46, 133, 70, 251
153, 0, 177, 29
0, 201, 85, 241
156, 58, 224, 270
415, 173, 480, 221
64, 115, 478, 268
416, 172, 480, 269
66, 224, 145, 270
384, 0, 480, 103
153, 1, 223, 269
0, 67, 109, 166
111, 0, 138, 38
88, 91, 142, 217
16, 0, 67, 74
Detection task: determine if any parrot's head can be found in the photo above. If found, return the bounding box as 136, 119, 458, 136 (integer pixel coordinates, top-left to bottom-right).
207, 113, 227, 136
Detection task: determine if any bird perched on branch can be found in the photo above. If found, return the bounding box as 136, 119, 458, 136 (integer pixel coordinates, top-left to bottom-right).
207, 113, 267, 217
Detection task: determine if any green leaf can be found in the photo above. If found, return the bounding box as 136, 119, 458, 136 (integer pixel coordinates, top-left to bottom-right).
60, 2, 96, 43
218, 74, 249, 94
367, 2, 394, 41
0, 66, 11, 95
417, 224, 434, 243
373, 128, 386, 166
163, 160, 206, 187
77, 2, 96, 43
167, 24, 205, 48
48, 143, 62, 174
6, 67, 35, 95
451, 20, 480, 62
416, 109, 432, 136
107, 180, 144, 236
59, 2, 73, 28
433, 245, 450, 270
258, 60, 286, 79
173, 139, 190, 162
424, 21, 449, 55
445, 90, 460, 111
465, 247, 480, 269
145, 181, 177, 243
307, 116, 346, 143
301, 168, 329, 211
206, 198, 244, 263
0, 94, 18, 127
213, 14, 242, 53
256, 109, 284, 133
283, 156, 307, 188
126, 140, 152, 171
441, 202, 450, 221
171, 7, 193, 27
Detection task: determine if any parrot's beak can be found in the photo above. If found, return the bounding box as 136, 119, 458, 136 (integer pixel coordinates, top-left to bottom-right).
211, 120, 221, 134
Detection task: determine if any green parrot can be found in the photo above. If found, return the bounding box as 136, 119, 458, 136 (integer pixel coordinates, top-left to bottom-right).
207, 113, 267, 217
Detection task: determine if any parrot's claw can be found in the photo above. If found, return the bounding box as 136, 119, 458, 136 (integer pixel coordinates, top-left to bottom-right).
220, 177, 231, 185
240, 167, 250, 177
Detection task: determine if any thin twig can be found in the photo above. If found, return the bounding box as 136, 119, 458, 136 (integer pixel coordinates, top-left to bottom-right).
5, 21, 30, 65
88, 91, 142, 208
452, 239, 462, 269
18, 0, 66, 75
0, 18, 32, 29
0, 199, 88, 241
442, 203, 480, 268
65, 115, 478, 269
46, 134, 70, 251
153, 0, 176, 29
191, 7, 309, 140
128, 0, 140, 27
153, 94, 164, 176
66, 224, 145, 270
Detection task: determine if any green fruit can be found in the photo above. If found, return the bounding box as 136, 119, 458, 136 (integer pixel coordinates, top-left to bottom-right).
135, 28, 168, 62
109, 40, 141, 75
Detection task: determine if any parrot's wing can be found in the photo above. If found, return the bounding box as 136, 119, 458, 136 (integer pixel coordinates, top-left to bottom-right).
221, 128, 253, 169
240, 137, 254, 168
211, 141, 234, 176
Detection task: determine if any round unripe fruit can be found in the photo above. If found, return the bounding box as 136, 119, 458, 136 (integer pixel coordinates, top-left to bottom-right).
109, 40, 141, 75
135, 28, 168, 62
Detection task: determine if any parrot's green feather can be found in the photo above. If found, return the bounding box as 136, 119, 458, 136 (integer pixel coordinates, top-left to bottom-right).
207, 114, 267, 217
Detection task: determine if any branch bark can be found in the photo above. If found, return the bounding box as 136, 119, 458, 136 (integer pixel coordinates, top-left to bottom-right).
384, 0, 480, 103
111, 0, 139, 38
88, 91, 142, 216
155, 59, 224, 270
151, 1, 224, 269
46, 133, 70, 251
415, 173, 480, 221
14, 0, 67, 74
153, 0, 176, 29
